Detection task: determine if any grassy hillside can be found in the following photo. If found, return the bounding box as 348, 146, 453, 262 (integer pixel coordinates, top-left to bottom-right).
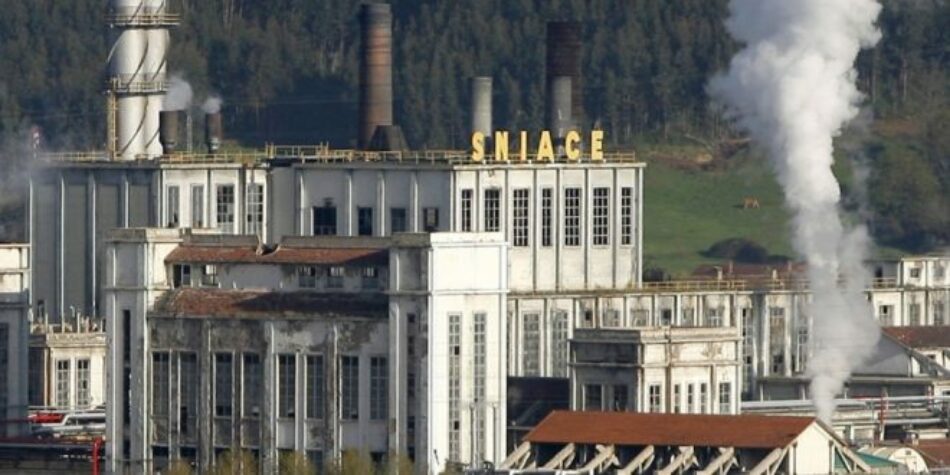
639, 143, 907, 278
641, 147, 792, 276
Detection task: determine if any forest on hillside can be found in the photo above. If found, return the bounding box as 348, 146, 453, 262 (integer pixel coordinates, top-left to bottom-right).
0, 0, 947, 250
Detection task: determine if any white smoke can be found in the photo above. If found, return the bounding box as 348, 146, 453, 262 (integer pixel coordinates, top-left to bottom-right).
710, 0, 882, 422
202, 95, 223, 114
163, 74, 193, 111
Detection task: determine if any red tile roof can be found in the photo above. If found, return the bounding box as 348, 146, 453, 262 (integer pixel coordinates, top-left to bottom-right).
883, 327, 950, 349
153, 288, 388, 319
525, 411, 818, 449
915, 440, 950, 468
165, 245, 387, 266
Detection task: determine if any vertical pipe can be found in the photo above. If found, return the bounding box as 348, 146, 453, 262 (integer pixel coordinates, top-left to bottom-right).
470, 77, 492, 139
358, 3, 394, 149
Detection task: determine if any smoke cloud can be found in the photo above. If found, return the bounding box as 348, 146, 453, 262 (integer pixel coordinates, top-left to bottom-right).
710, 0, 882, 422
163, 74, 193, 111
202, 95, 223, 114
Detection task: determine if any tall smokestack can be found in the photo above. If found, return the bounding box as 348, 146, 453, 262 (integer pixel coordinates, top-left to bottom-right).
159, 110, 180, 154
470, 77, 492, 139
547, 76, 572, 141
546, 21, 583, 127
205, 112, 222, 153
358, 3, 393, 149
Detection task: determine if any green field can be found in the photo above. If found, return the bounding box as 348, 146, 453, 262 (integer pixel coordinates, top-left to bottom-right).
641, 148, 795, 277
639, 143, 910, 277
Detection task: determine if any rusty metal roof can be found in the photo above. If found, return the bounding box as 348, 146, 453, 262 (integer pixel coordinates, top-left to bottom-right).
916, 440, 950, 468
153, 288, 388, 319
525, 411, 818, 449
165, 244, 387, 267
883, 326, 950, 349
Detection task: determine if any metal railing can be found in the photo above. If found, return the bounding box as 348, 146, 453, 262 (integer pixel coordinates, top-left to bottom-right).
107, 12, 181, 27
41, 145, 641, 166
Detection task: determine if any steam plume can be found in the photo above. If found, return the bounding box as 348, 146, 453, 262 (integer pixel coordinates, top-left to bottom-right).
710, 0, 882, 422
202, 96, 223, 114
163, 74, 193, 111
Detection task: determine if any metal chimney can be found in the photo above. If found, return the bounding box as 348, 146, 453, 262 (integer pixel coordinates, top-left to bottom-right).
358, 3, 393, 149
159, 110, 180, 153
546, 21, 583, 126
470, 77, 492, 139
205, 112, 223, 153
107, 0, 176, 160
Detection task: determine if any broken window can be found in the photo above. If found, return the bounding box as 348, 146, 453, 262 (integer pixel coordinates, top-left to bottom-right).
612, 385, 628, 411
166, 185, 180, 227
795, 327, 809, 373
201, 264, 218, 287
341, 356, 359, 420
306, 355, 324, 419
631, 309, 650, 327
180, 353, 198, 439
909, 303, 921, 326
358, 207, 373, 236
473, 313, 486, 401
370, 357, 387, 420
173, 264, 191, 288
390, 207, 407, 233
214, 353, 233, 417
243, 353, 262, 418
361, 267, 379, 290
151, 353, 169, 442
935, 302, 946, 326
660, 308, 673, 326
584, 384, 603, 411
706, 307, 723, 327
422, 207, 439, 232
327, 266, 345, 289
278, 354, 296, 418
191, 185, 204, 227
297, 266, 317, 288
910, 267, 921, 278
448, 314, 461, 460
681, 307, 695, 326
312, 205, 337, 235
687, 384, 695, 413
602, 308, 621, 328
878, 304, 894, 325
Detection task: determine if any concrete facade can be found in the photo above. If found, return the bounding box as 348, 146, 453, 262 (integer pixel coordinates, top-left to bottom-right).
0, 244, 30, 436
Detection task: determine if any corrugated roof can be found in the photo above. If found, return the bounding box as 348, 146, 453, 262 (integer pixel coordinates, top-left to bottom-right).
525, 411, 817, 449
153, 288, 388, 319
165, 245, 387, 266
883, 326, 950, 349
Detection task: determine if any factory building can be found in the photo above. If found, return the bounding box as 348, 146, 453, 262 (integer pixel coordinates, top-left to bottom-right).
0, 244, 30, 436
499, 411, 871, 473
103, 229, 508, 473
19, 0, 950, 474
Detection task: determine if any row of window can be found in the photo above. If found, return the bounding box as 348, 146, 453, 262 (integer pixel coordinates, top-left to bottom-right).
583, 382, 732, 414
878, 302, 946, 326
312, 206, 439, 236
171, 264, 381, 290
165, 184, 264, 235
462, 186, 635, 247
152, 352, 387, 427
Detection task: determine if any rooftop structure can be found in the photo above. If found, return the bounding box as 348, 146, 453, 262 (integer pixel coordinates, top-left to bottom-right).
500, 410, 870, 473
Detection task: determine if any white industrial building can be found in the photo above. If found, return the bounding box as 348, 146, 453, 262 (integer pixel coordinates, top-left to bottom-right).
19, 0, 950, 473
0, 244, 30, 436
